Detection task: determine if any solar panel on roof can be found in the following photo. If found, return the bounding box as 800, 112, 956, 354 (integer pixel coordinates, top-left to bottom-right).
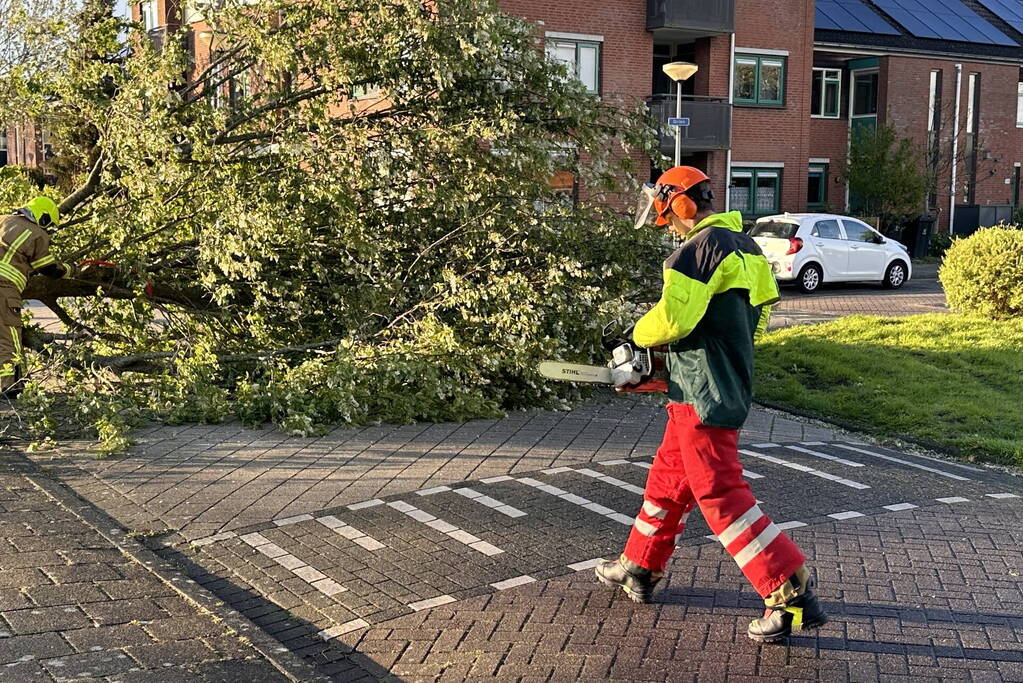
874, 0, 1018, 45
816, 0, 901, 34
977, 0, 1023, 35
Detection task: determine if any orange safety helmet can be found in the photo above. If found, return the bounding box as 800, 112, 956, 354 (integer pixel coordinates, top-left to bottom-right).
652, 166, 712, 225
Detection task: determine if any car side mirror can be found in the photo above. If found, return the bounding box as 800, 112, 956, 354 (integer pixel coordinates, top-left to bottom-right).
874, 234, 885, 244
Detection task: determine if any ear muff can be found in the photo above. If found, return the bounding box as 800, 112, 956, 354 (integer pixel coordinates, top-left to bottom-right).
668, 192, 697, 221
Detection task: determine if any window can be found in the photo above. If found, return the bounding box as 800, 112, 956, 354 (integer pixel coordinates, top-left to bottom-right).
546, 39, 600, 94
734, 54, 785, 106
842, 220, 878, 243
811, 68, 841, 118
750, 221, 799, 239
927, 70, 943, 210
807, 164, 828, 207
140, 0, 159, 31
811, 219, 842, 239
730, 167, 782, 215
1017, 81, 1023, 128
852, 72, 878, 117
0, 130, 6, 166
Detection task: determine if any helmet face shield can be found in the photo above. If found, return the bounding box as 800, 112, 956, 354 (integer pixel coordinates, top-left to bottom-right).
633, 183, 658, 230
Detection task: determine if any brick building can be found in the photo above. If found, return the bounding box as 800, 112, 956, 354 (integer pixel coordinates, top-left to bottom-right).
119, 0, 1023, 234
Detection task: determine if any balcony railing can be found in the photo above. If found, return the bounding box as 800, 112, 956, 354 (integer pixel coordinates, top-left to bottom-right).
647, 0, 735, 38
647, 95, 732, 154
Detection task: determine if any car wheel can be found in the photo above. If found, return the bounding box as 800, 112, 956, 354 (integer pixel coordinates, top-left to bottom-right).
883, 261, 907, 289
796, 263, 823, 294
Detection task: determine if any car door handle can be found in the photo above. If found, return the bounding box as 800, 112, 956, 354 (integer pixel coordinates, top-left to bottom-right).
850, 245, 860, 250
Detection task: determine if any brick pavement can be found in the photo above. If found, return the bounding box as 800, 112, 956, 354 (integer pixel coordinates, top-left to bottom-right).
31, 401, 837, 544
0, 456, 299, 682
340, 498, 1023, 682
771, 263, 947, 329
40, 425, 1018, 681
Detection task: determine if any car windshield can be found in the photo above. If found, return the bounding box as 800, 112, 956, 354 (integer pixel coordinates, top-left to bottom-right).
750, 221, 799, 239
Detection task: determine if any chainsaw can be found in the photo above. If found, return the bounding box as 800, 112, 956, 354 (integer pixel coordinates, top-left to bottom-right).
538, 342, 668, 393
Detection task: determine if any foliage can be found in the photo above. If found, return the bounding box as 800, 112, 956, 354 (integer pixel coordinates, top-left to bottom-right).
927, 230, 953, 259
845, 124, 926, 234
757, 314, 1023, 466
0, 0, 663, 449
939, 227, 1023, 319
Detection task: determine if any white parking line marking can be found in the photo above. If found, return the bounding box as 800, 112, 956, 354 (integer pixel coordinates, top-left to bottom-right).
784, 445, 865, 468
743, 469, 765, 480
597, 459, 630, 466
807, 442, 986, 473
416, 486, 452, 496
408, 595, 457, 611
752, 443, 780, 449
828, 511, 865, 520
242, 532, 348, 596
480, 475, 513, 484
386, 501, 503, 555
986, 493, 1020, 499
632, 462, 653, 470
883, 503, 919, 512
830, 444, 970, 481
739, 449, 870, 490
937, 496, 970, 504
491, 575, 537, 591
274, 514, 314, 527
511, 477, 631, 526
568, 558, 604, 571
453, 488, 527, 518
347, 499, 385, 511
573, 468, 646, 495
319, 619, 369, 640
317, 516, 386, 551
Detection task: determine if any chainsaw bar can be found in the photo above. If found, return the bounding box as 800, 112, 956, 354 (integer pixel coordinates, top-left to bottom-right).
538, 361, 614, 385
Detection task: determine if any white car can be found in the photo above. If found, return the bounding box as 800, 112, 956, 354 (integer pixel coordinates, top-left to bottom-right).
750, 213, 912, 293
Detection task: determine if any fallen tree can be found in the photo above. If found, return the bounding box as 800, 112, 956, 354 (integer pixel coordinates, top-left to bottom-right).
1, 0, 662, 450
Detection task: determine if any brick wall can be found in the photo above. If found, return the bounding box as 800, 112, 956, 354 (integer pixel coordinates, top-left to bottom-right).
730, 0, 816, 214
808, 118, 849, 210
885, 56, 1023, 231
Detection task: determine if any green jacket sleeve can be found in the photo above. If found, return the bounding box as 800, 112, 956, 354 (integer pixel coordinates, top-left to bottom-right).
633, 270, 712, 348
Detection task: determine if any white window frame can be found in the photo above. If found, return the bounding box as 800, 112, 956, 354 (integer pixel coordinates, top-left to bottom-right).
545, 36, 601, 95
1016, 82, 1023, 128
140, 0, 159, 31
850, 69, 879, 120
811, 68, 842, 119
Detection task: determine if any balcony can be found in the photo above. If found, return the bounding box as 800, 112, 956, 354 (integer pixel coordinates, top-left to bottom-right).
647, 95, 732, 154
647, 0, 735, 39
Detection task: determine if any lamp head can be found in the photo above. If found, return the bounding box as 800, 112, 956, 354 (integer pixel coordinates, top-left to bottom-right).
662, 61, 699, 82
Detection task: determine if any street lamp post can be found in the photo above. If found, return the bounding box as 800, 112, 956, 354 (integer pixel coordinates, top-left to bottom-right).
661, 62, 699, 167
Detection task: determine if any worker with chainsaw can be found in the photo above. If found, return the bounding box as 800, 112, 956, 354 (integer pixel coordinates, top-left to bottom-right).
0, 197, 70, 397
594, 166, 827, 643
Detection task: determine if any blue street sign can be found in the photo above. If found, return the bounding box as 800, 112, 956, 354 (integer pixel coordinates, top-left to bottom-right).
668, 117, 691, 127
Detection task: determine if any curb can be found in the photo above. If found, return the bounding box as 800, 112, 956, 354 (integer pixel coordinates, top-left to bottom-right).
20, 460, 330, 683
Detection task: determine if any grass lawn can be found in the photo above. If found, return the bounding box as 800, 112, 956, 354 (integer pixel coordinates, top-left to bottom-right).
756, 313, 1023, 466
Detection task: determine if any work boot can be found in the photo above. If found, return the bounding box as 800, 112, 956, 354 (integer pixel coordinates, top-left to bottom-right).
594, 554, 663, 604
747, 577, 828, 643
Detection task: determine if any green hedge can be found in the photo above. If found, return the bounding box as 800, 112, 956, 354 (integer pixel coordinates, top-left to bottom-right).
939, 227, 1023, 318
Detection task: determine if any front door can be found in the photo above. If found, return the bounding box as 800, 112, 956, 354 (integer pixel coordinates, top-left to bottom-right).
842, 219, 887, 279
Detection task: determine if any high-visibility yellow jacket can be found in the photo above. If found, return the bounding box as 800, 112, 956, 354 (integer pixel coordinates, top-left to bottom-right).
0, 214, 64, 294
634, 211, 780, 429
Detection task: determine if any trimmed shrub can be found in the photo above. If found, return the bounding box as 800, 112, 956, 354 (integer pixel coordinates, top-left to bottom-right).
939, 227, 1023, 318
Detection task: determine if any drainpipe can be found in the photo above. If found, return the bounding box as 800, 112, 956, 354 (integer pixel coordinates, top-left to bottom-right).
949, 63, 963, 234
725, 31, 736, 211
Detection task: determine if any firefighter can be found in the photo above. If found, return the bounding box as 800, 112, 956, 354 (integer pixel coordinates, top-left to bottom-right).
0, 196, 70, 397
595, 167, 827, 643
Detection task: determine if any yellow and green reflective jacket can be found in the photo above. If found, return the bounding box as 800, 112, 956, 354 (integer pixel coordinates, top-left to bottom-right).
633, 211, 780, 429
